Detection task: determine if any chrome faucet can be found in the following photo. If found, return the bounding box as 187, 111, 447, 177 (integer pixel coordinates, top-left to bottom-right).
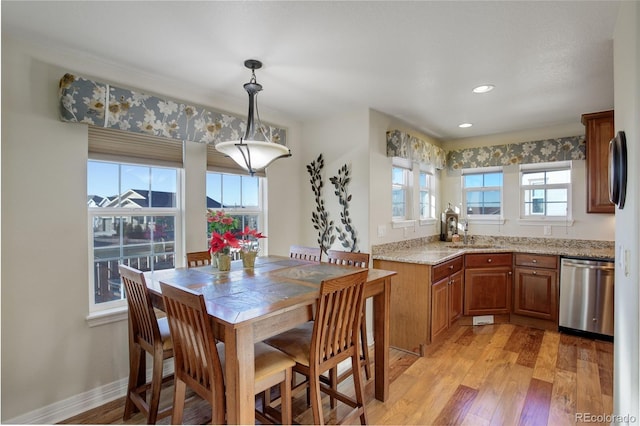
463, 219, 469, 245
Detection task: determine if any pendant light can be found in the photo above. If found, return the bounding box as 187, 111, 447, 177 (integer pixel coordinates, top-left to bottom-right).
215, 59, 291, 175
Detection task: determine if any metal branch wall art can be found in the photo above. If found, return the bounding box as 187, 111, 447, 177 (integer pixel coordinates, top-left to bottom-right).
306, 154, 335, 256
330, 164, 358, 252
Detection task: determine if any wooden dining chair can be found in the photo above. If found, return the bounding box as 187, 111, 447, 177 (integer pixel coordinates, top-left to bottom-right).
265, 269, 369, 425
325, 250, 372, 404
119, 265, 174, 424
289, 245, 322, 262
186, 250, 212, 267
160, 282, 295, 425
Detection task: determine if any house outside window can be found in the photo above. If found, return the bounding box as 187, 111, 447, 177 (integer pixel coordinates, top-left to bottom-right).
520, 161, 571, 219
206, 171, 264, 258
88, 160, 181, 311
462, 168, 503, 218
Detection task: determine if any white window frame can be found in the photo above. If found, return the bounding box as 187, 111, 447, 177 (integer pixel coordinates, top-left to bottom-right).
87, 160, 183, 323
418, 167, 436, 226
391, 158, 412, 225
206, 170, 266, 257
462, 166, 504, 224
519, 161, 573, 226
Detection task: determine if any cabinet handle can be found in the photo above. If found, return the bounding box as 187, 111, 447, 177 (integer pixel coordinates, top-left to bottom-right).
487, 258, 492, 263
508, 271, 512, 275
532, 259, 538, 263
449, 265, 454, 269
532, 271, 537, 275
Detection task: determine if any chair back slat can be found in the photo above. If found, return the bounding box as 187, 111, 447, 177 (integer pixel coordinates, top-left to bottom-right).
289, 245, 322, 262
326, 250, 369, 268
160, 282, 225, 414
119, 265, 160, 348
311, 270, 368, 368
186, 251, 212, 268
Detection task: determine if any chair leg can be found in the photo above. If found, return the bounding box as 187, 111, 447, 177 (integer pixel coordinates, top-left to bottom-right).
360, 317, 372, 380
171, 378, 187, 425
309, 372, 325, 426
328, 368, 338, 408
147, 347, 165, 424
351, 353, 368, 425
280, 368, 293, 425
123, 346, 142, 420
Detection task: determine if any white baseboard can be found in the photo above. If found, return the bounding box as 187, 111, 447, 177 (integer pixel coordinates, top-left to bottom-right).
5, 360, 173, 424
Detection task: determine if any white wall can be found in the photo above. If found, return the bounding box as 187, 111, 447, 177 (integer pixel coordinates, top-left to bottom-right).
369, 109, 444, 246
0, 36, 303, 421
613, 1, 640, 421
297, 109, 371, 254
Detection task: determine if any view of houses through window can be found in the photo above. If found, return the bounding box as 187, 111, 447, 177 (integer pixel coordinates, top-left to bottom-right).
88, 160, 179, 308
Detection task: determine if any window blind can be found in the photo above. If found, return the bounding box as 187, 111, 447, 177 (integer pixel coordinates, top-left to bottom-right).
88, 126, 183, 167
206, 143, 266, 177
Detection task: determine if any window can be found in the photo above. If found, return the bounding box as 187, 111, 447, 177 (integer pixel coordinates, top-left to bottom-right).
521, 162, 571, 218
392, 166, 409, 220
419, 171, 434, 219
462, 168, 503, 217
88, 160, 181, 311
206, 171, 264, 258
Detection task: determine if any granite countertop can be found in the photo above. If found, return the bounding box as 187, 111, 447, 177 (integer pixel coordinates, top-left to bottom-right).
372, 237, 615, 266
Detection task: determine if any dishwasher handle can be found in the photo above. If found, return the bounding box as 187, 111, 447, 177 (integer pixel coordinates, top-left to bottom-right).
562, 259, 614, 271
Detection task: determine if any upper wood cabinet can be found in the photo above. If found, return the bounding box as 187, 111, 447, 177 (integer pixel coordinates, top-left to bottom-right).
582, 110, 615, 214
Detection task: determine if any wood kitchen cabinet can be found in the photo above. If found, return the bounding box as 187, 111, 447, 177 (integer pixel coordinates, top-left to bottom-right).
513, 253, 558, 322
373, 259, 432, 355
582, 110, 615, 214
431, 256, 464, 341
464, 253, 512, 315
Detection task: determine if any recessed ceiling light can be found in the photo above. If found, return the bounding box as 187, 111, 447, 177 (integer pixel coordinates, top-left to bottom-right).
458, 123, 473, 128
472, 84, 495, 94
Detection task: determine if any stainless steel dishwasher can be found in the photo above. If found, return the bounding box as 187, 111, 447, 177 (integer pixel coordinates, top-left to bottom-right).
559, 257, 615, 339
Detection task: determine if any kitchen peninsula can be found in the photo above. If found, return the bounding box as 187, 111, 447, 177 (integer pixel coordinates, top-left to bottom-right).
372, 236, 614, 356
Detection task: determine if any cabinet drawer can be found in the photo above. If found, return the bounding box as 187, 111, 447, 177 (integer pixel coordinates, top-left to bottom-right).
515, 253, 558, 269
465, 253, 512, 267
432, 256, 463, 283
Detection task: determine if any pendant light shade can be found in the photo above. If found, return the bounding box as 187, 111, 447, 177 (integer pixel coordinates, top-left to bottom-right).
215, 59, 291, 175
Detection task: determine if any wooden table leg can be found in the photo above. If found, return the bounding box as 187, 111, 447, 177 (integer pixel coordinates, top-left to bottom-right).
223, 325, 255, 425
373, 276, 391, 401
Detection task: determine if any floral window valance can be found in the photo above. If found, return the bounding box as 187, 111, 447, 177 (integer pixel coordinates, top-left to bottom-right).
447, 136, 585, 170
58, 73, 287, 146
386, 129, 446, 170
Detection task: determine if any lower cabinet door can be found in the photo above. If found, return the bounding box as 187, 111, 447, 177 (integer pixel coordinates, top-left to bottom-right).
448, 269, 464, 324
431, 277, 449, 340
513, 267, 558, 321
464, 266, 512, 315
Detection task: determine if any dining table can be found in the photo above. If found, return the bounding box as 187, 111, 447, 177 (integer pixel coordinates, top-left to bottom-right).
144, 255, 396, 424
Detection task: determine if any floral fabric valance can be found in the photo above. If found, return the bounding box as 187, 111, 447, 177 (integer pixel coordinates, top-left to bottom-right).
58, 73, 287, 146
386, 130, 446, 170
447, 136, 585, 170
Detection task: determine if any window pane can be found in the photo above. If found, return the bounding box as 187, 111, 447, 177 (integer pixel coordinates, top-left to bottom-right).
206, 173, 222, 208
241, 176, 259, 207
420, 191, 429, 218
222, 174, 241, 207
522, 171, 545, 185
484, 172, 503, 186
88, 161, 119, 206
151, 168, 177, 207
547, 188, 567, 202
464, 174, 484, 188
419, 172, 428, 188
122, 164, 150, 198
392, 188, 405, 217
546, 202, 567, 216
547, 169, 570, 184
392, 167, 405, 185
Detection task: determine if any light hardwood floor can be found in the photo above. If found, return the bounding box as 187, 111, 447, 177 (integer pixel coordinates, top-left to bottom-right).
59, 323, 613, 425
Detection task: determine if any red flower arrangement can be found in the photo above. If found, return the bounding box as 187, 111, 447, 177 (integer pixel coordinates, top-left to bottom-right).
207, 210, 267, 256
238, 226, 267, 253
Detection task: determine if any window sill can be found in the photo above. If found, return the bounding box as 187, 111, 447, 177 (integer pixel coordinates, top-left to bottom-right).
86, 306, 128, 327
391, 219, 416, 229
517, 218, 574, 226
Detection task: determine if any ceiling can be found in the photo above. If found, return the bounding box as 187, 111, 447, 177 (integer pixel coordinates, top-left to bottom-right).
2, 1, 621, 141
